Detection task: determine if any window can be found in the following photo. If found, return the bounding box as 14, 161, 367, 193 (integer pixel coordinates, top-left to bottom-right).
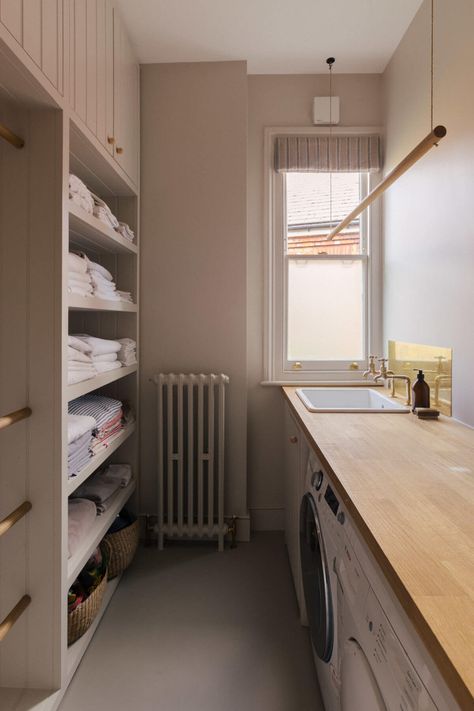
264, 128, 382, 382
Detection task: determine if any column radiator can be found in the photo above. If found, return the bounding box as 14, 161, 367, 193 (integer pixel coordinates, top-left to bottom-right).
154, 373, 229, 551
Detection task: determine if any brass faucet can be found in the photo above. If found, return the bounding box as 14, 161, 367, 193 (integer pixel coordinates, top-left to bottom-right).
372, 358, 394, 383
364, 356, 411, 405
388, 374, 411, 406
363, 355, 378, 378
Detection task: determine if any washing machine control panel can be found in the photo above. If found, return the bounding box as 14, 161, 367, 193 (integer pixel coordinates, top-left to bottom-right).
324, 484, 340, 516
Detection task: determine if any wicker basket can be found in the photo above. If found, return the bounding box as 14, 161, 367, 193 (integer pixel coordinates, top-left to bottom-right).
105, 518, 139, 579
68, 568, 108, 646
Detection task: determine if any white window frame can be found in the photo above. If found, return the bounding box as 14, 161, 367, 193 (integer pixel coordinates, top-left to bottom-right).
263, 126, 383, 384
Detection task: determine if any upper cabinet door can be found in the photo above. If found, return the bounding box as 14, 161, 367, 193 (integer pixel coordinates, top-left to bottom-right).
113, 8, 139, 186
1, 0, 64, 95
96, 0, 114, 155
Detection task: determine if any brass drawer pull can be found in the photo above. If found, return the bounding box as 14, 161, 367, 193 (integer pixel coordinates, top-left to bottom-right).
0, 595, 31, 642
0, 406, 31, 431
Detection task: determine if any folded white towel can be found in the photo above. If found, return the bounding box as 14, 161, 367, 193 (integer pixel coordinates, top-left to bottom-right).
68, 498, 97, 558
94, 291, 122, 301
118, 338, 136, 351
94, 361, 122, 373
68, 370, 96, 385
68, 362, 96, 371
67, 346, 92, 363
117, 290, 133, 303
116, 222, 135, 242
92, 353, 118, 363
68, 414, 97, 444
73, 335, 122, 356
68, 270, 91, 284
68, 285, 93, 297
88, 262, 113, 281
68, 335, 92, 354
69, 278, 93, 292
68, 252, 88, 275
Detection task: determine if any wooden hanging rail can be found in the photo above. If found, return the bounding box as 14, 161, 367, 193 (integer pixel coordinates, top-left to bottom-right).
0, 122, 25, 149
327, 125, 447, 240
0, 501, 32, 538
0, 595, 31, 642
0, 406, 32, 431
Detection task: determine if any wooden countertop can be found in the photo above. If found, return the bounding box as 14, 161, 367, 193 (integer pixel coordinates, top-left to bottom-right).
283, 387, 474, 710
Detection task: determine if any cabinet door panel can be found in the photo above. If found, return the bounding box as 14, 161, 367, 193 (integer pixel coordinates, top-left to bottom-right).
96, 0, 113, 153
22, 0, 41, 66
85, 0, 97, 133
113, 9, 139, 185
42, 0, 60, 88
73, 0, 87, 121
1, 0, 23, 42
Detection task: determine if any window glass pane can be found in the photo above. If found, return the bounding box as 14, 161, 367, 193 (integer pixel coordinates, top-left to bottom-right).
287, 259, 364, 361
286, 172, 362, 256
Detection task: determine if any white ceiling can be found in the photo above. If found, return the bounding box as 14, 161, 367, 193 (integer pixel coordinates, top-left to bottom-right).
115, 0, 423, 74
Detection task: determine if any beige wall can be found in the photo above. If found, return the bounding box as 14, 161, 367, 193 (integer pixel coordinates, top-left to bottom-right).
247, 74, 383, 529
383, 0, 474, 426
139, 62, 249, 531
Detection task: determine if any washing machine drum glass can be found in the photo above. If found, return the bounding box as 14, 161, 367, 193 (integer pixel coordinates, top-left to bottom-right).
299, 493, 333, 662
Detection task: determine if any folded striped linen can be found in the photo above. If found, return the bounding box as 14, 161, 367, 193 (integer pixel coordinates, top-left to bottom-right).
68, 498, 97, 558
68, 394, 123, 430
68, 432, 93, 476
73, 334, 122, 356
71, 463, 133, 514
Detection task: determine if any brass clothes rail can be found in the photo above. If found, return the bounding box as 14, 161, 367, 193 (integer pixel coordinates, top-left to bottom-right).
0, 122, 25, 149
327, 125, 447, 241
0, 406, 32, 431
0, 501, 32, 538
0, 596, 31, 642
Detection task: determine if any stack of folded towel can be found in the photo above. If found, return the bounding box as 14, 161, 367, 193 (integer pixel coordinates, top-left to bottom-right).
68, 253, 93, 297
68, 394, 124, 455
116, 222, 135, 243
69, 174, 94, 214
72, 335, 123, 374
67, 414, 97, 477
88, 261, 133, 303
68, 336, 96, 385
68, 498, 97, 558
71, 463, 133, 514
92, 194, 119, 230
117, 338, 137, 366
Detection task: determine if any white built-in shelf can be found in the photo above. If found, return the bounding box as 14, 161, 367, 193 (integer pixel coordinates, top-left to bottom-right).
69, 201, 138, 255
67, 480, 136, 586
68, 294, 137, 312
67, 423, 136, 496
67, 365, 137, 401
67, 574, 121, 681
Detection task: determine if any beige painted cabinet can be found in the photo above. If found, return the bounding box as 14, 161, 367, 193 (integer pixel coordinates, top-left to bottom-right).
69, 0, 139, 185
0, 0, 64, 94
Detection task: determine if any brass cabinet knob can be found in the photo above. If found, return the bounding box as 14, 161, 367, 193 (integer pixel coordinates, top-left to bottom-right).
107, 136, 115, 144
116, 146, 124, 154
289, 435, 298, 444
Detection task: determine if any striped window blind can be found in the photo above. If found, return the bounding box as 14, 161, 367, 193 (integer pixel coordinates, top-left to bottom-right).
274, 134, 381, 173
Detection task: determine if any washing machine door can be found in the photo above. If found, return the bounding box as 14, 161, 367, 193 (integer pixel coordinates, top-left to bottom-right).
341, 639, 386, 711
299, 493, 333, 662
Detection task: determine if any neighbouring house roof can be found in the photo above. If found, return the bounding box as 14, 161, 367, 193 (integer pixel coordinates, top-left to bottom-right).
286, 172, 360, 230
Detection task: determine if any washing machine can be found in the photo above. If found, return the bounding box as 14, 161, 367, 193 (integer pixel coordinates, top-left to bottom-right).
335, 511, 457, 711
299, 450, 342, 711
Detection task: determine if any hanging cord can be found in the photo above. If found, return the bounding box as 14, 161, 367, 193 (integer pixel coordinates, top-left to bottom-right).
327, 57, 335, 236
430, 0, 434, 131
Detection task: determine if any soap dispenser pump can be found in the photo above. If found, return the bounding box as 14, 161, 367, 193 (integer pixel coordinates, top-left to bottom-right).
412, 370, 430, 412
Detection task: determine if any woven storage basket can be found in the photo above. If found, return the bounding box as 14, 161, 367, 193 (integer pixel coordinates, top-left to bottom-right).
105, 518, 139, 579
68, 567, 108, 646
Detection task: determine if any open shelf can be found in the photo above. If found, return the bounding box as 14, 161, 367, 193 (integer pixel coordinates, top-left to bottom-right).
67, 365, 137, 401
69, 201, 138, 255
68, 294, 137, 312
67, 423, 136, 496
67, 481, 136, 586
67, 574, 122, 682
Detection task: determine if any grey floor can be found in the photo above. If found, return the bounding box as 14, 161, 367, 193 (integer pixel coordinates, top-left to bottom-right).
60, 533, 323, 711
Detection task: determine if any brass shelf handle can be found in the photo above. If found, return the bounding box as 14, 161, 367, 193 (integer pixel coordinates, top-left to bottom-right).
0, 122, 25, 149
0, 501, 32, 538
0, 595, 31, 642
0, 407, 32, 431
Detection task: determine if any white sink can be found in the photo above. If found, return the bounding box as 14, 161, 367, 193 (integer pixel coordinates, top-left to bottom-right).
296, 387, 410, 413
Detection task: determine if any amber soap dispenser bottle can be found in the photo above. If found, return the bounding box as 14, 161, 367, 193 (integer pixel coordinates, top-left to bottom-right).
412, 370, 430, 412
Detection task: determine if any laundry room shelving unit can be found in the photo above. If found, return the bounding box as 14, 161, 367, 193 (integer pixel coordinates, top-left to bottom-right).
0, 2, 140, 707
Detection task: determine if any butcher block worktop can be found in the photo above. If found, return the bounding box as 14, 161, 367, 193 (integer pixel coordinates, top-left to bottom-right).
283, 387, 474, 710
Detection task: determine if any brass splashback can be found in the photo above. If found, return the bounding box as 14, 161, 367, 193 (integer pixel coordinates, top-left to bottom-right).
388, 340, 452, 416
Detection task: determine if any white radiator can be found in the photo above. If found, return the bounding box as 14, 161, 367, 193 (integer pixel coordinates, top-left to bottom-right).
154, 373, 229, 551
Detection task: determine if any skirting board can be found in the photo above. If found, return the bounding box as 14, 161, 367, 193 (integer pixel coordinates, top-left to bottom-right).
250, 508, 285, 531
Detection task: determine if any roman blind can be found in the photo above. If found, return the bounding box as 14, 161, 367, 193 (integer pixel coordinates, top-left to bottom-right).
275, 134, 381, 173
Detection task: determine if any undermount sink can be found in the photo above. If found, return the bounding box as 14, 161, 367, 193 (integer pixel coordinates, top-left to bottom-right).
296, 387, 410, 413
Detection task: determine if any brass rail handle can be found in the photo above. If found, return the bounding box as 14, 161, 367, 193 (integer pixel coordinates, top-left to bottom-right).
0, 407, 32, 431
0, 501, 32, 538
0, 122, 25, 149
0, 595, 31, 642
